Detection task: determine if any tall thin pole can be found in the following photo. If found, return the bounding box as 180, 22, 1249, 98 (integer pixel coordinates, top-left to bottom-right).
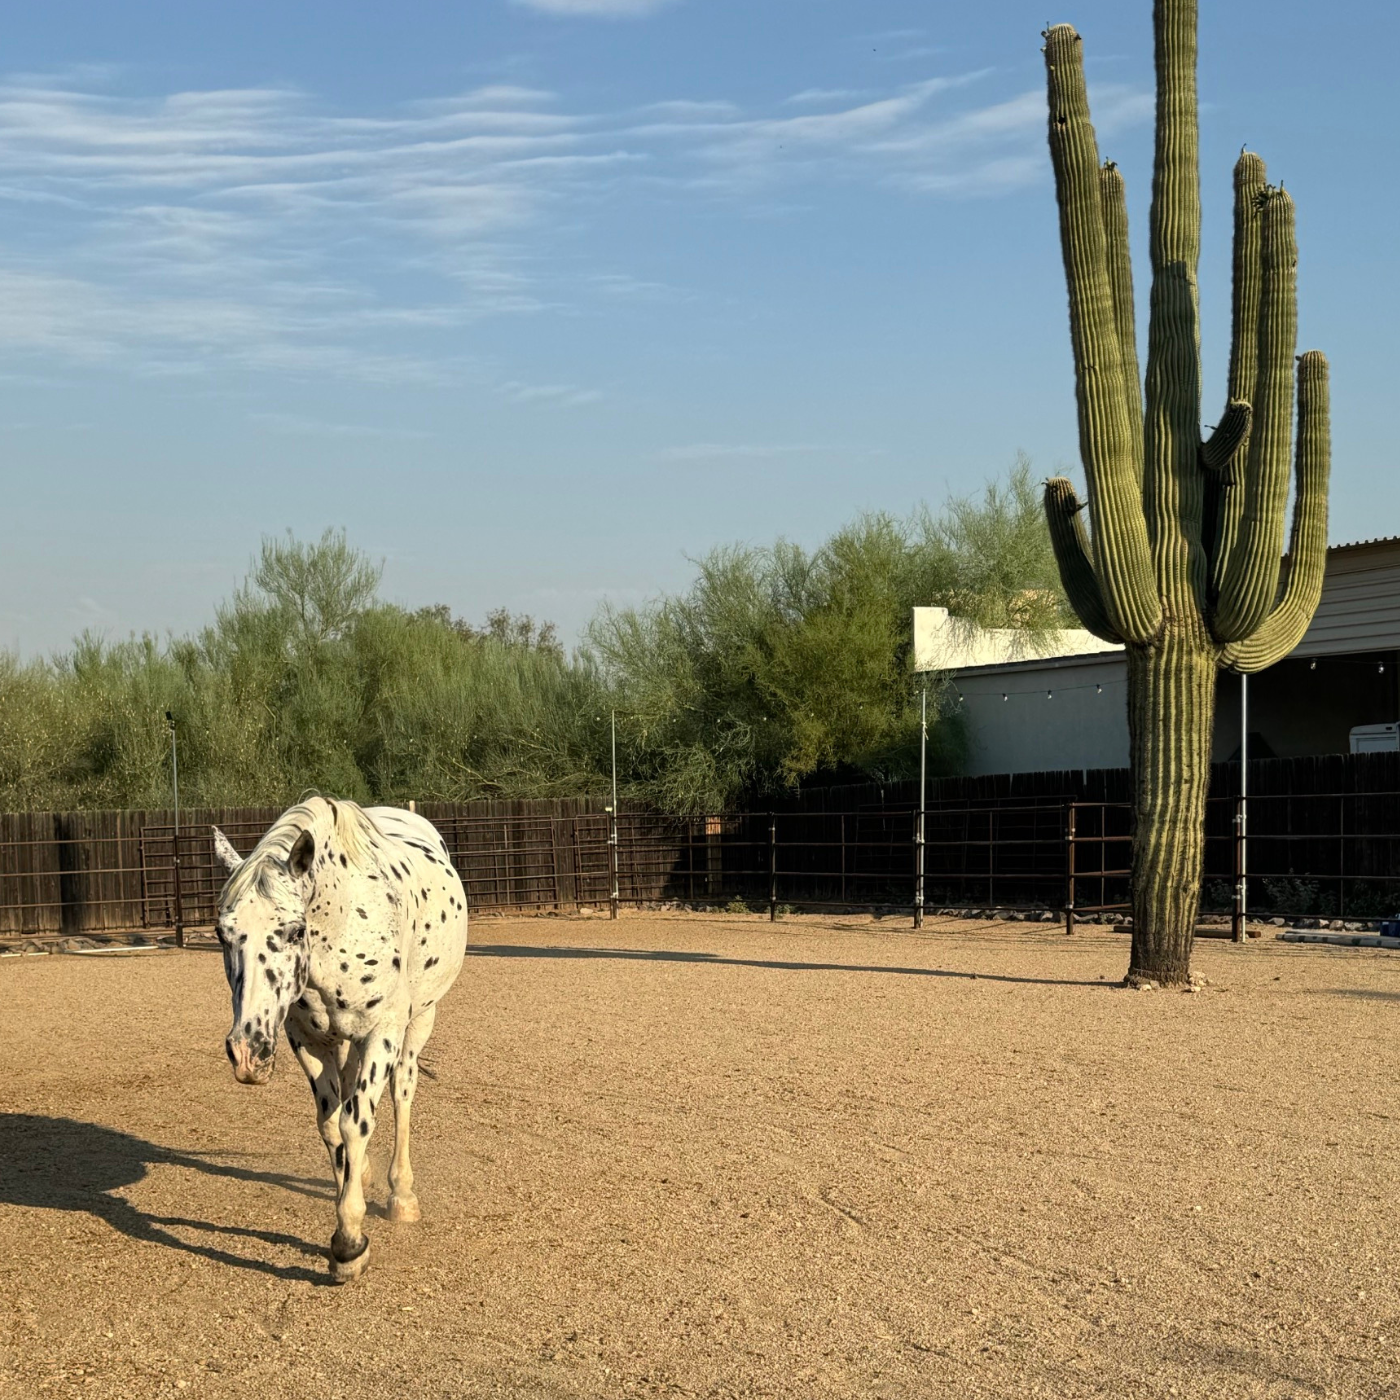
167, 711, 184, 948
915, 686, 927, 929
608, 709, 619, 920
769, 813, 777, 922
1234, 675, 1249, 943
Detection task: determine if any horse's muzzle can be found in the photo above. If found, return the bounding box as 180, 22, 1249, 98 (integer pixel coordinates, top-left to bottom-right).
226, 1035, 275, 1086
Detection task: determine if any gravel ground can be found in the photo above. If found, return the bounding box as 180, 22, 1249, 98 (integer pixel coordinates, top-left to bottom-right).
1, 911, 1398, 1399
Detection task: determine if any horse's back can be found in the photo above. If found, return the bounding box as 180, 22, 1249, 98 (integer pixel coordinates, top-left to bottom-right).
365, 806, 467, 1001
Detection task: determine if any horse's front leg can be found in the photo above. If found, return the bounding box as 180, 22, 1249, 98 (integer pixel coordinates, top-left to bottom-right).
328, 1028, 401, 1283
289, 1035, 344, 1178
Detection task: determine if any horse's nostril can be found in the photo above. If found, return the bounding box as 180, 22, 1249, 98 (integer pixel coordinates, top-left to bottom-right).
225, 1039, 238, 1066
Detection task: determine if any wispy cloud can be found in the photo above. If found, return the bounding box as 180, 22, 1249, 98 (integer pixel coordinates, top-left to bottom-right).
0, 65, 1149, 382
497, 379, 603, 407
659, 442, 840, 462
512, 0, 678, 15
783, 89, 868, 107
251, 411, 435, 440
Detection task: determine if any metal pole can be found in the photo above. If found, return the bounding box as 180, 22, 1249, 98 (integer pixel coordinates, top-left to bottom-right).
1065, 803, 1076, 934
915, 686, 927, 929
166, 711, 184, 948
608, 710, 619, 919
608, 808, 619, 920
1234, 674, 1248, 942
769, 813, 777, 922
840, 813, 846, 904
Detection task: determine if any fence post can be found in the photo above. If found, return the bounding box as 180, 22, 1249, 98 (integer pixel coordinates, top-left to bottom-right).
840, 813, 847, 904
915, 683, 927, 929
913, 807, 925, 929
1338, 795, 1346, 920
1232, 793, 1246, 942
769, 813, 777, 921
1064, 803, 1076, 934
172, 830, 185, 949
608, 807, 619, 921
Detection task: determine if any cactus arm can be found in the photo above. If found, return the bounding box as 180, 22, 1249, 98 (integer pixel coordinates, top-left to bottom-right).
1206, 154, 1267, 583
1044, 25, 1161, 644
1142, 0, 1207, 609
1099, 162, 1144, 462
1221, 351, 1330, 673
1213, 189, 1299, 641
1201, 400, 1252, 470
1044, 478, 1125, 644
1224, 153, 1267, 408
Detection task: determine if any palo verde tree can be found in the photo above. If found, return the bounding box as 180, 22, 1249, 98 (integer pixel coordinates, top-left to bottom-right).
1041, 1, 1330, 985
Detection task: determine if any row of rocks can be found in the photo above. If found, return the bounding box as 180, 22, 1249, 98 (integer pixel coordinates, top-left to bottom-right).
1287, 917, 1388, 932
0, 933, 169, 956
933, 908, 1062, 923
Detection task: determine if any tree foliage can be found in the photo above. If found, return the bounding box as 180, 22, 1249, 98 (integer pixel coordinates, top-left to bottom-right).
0, 461, 1065, 812
588, 458, 1068, 810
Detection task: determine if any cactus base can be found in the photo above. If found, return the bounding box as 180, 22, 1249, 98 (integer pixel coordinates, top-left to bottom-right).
1126, 633, 1217, 987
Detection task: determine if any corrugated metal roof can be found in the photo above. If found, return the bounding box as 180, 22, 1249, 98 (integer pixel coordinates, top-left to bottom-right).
1331, 536, 1400, 552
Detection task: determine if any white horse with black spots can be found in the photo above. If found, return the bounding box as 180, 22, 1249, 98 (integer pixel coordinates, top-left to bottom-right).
212, 796, 467, 1282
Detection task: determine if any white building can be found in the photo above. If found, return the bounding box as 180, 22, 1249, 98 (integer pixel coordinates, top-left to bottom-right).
931, 538, 1400, 776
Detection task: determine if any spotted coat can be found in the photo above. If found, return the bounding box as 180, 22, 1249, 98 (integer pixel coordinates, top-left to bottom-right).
214, 797, 467, 1282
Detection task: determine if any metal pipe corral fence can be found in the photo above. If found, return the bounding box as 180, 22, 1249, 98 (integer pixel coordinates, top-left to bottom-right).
3, 786, 1400, 945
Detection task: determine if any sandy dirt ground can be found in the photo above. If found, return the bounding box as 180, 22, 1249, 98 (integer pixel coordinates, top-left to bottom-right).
2, 911, 1399, 1400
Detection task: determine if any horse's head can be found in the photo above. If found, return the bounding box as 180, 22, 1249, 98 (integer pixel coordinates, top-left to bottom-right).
212, 825, 315, 1086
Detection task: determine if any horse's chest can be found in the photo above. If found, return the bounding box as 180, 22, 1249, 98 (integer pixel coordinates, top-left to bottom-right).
287, 986, 337, 1043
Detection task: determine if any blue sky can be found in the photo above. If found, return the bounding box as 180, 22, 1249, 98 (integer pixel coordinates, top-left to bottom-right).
1, 0, 1393, 655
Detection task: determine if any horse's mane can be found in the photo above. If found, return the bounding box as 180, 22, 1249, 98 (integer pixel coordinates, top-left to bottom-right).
222, 797, 383, 905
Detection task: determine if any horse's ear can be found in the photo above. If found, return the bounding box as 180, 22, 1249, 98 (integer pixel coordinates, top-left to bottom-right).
212, 827, 244, 874
288, 828, 316, 879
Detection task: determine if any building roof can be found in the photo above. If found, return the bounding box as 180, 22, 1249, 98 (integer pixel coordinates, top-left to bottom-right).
945, 534, 1400, 676
1332, 536, 1400, 552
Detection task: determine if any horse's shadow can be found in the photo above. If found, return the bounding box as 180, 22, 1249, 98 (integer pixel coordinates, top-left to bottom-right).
0, 1113, 335, 1285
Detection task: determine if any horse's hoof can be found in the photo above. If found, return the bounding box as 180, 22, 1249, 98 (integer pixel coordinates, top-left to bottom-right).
387, 1193, 420, 1223
329, 1234, 370, 1284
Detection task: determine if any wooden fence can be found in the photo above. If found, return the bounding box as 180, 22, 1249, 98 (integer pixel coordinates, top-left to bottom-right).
0, 798, 619, 941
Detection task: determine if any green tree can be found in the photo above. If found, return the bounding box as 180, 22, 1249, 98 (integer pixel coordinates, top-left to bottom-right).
588, 459, 1065, 811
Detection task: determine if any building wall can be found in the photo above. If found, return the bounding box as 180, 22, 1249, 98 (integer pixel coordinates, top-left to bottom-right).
946, 539, 1400, 777
1296, 541, 1400, 657
957, 649, 1400, 775
953, 654, 1130, 776
1214, 652, 1399, 760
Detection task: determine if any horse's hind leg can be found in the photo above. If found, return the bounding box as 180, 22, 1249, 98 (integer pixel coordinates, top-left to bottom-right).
388, 1006, 437, 1224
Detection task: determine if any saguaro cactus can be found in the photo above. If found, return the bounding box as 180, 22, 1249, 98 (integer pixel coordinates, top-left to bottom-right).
1042, 0, 1330, 985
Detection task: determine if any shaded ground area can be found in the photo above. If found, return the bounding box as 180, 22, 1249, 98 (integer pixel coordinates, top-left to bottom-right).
1, 911, 1397, 1399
